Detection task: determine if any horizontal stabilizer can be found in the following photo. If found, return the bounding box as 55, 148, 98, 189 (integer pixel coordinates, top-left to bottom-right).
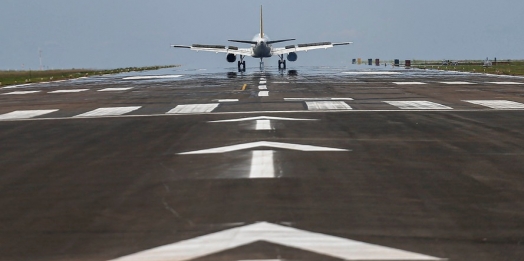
333, 42, 353, 46
192, 44, 226, 49
267, 39, 295, 44
297, 42, 332, 48
171, 45, 191, 49
228, 40, 257, 44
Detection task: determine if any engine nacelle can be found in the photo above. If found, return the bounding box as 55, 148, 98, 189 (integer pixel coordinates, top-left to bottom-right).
287, 52, 298, 62
226, 53, 236, 63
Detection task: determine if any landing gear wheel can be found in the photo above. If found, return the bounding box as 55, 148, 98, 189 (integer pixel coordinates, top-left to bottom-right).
238, 61, 246, 72
278, 60, 286, 70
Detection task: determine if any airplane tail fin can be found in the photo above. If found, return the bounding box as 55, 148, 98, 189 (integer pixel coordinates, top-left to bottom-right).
260, 5, 264, 38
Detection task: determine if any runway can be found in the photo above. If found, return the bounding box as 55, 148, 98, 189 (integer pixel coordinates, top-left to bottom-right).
1, 65, 523, 260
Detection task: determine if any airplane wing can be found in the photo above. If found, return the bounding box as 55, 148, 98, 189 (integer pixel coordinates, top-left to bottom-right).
272, 42, 352, 55
172, 44, 252, 56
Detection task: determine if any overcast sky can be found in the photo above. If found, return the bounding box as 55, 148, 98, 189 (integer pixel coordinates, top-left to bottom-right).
1, 0, 523, 70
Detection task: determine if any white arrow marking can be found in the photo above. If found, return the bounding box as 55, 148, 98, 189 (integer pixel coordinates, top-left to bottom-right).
178, 141, 348, 155
249, 150, 274, 178
255, 120, 272, 130
109, 222, 444, 261
209, 116, 317, 123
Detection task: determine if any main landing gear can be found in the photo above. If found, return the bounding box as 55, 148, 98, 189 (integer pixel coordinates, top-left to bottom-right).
278, 54, 286, 70
259, 58, 264, 70
237, 55, 246, 72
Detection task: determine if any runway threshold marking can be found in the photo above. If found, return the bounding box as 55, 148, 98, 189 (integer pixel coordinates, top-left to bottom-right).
74, 106, 141, 117
384, 101, 453, 110
249, 150, 274, 178
285, 98, 353, 101
109, 222, 444, 261
98, 87, 134, 91
167, 103, 219, 114
305, 101, 352, 110
258, 91, 269, 97
0, 109, 58, 120
486, 82, 524, 85
439, 81, 475, 85
122, 75, 182, 80
463, 100, 524, 109
48, 89, 88, 93
2, 91, 40, 95
209, 116, 317, 123
178, 141, 348, 155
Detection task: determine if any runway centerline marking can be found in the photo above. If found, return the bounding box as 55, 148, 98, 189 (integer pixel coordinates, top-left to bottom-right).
167, 104, 219, 114
258, 85, 267, 90
393, 82, 427, 85
209, 116, 317, 123
305, 101, 352, 111
0, 109, 58, 120
109, 222, 444, 261
463, 100, 524, 109
249, 151, 274, 178
255, 119, 272, 130
259, 80, 267, 84
74, 106, 141, 117
258, 91, 269, 97
2, 90, 40, 95
178, 141, 348, 155
48, 89, 88, 93
98, 87, 134, 91
384, 101, 453, 110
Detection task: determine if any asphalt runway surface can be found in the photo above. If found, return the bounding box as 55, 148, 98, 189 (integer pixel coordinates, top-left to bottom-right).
1, 65, 523, 260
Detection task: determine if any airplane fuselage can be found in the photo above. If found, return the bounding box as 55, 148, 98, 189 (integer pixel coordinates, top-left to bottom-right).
251, 34, 272, 58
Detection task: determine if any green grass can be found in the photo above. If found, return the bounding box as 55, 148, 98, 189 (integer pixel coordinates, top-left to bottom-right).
0, 65, 179, 86
412, 60, 524, 76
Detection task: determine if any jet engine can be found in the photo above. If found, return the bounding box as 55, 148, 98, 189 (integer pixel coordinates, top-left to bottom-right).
226, 53, 236, 63
287, 52, 298, 62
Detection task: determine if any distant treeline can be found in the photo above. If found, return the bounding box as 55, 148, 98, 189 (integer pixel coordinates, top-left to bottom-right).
0, 65, 179, 86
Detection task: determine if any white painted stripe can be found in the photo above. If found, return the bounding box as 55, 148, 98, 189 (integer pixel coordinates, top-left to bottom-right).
259, 80, 267, 84
439, 81, 475, 85
393, 82, 427, 85
384, 101, 453, 110
210, 116, 317, 123
167, 103, 219, 114
255, 119, 272, 130
273, 81, 289, 84
486, 82, 524, 85
0, 109, 58, 120
109, 222, 443, 261
216, 99, 238, 103
258, 85, 267, 90
74, 106, 141, 117
98, 87, 134, 91
463, 100, 524, 109
123, 75, 182, 80
305, 101, 352, 111
249, 151, 274, 178
258, 91, 269, 97
49, 89, 88, 93
179, 141, 348, 155
342, 71, 401, 75
285, 98, 353, 101
1, 83, 33, 89
260, 77, 266, 81
3, 91, 40, 95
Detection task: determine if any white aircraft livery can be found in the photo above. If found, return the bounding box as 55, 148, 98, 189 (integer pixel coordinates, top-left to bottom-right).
172, 6, 352, 71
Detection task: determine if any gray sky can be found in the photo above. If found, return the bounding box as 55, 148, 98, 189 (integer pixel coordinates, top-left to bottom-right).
1, 0, 523, 70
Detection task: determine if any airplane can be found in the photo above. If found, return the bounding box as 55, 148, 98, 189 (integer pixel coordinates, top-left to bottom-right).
171, 6, 352, 72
